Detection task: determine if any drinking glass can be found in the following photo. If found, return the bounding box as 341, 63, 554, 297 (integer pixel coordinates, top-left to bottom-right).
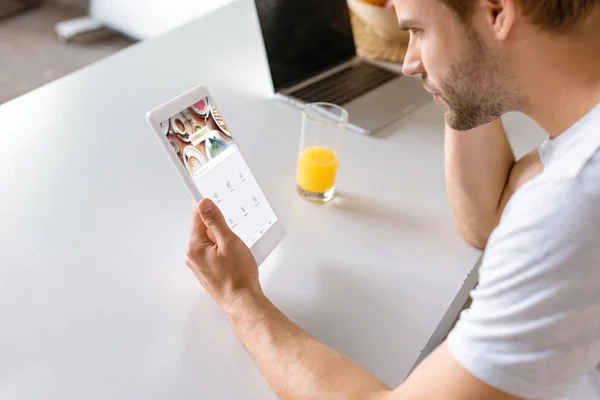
296, 103, 348, 202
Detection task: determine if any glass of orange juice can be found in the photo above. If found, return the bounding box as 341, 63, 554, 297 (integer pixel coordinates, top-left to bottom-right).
296, 102, 348, 202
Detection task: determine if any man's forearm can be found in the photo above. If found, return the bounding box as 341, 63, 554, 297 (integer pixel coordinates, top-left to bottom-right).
444, 119, 515, 248
224, 291, 391, 400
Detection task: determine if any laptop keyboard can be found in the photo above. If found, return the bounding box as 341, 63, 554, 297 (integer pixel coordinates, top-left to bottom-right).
288, 62, 399, 105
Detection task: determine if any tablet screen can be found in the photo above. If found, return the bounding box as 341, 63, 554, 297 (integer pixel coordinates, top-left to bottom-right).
161, 96, 278, 247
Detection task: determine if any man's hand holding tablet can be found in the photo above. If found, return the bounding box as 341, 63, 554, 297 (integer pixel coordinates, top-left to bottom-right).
185, 198, 263, 310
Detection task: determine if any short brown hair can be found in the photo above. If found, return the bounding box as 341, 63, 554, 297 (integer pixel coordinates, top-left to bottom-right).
439, 0, 599, 32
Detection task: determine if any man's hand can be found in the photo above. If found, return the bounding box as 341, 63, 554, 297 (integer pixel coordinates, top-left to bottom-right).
185, 198, 262, 310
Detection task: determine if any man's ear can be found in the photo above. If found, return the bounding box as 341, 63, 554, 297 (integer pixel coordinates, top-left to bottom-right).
481, 0, 516, 40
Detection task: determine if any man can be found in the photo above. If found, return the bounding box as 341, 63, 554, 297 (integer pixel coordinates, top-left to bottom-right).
184, 0, 600, 398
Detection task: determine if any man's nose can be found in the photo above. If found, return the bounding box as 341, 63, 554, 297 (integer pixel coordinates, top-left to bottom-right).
402, 42, 424, 77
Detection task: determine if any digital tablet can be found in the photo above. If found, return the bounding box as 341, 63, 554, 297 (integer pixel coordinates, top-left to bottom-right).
146, 85, 285, 266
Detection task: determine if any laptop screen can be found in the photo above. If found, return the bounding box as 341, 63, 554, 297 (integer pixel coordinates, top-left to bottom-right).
254, 0, 356, 90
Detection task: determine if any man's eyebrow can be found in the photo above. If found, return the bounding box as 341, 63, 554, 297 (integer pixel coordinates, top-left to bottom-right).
398, 18, 421, 30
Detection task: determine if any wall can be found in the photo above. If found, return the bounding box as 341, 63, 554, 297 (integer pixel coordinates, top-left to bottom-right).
90, 0, 237, 40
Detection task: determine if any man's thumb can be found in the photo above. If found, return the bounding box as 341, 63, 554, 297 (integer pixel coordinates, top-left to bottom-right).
198, 198, 231, 242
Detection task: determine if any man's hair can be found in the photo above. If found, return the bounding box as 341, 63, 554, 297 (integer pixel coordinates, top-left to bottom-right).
439, 0, 599, 32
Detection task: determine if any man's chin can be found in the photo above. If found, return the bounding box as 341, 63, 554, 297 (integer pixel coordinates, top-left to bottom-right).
445, 110, 499, 131
444, 111, 478, 131
436, 100, 481, 131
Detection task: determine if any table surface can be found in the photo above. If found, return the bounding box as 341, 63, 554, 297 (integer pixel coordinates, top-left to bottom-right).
0, 1, 547, 398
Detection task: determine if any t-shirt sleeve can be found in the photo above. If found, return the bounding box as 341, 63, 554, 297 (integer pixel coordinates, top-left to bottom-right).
447, 179, 600, 399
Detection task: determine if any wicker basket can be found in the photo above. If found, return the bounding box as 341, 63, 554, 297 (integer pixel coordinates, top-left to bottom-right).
348, 0, 409, 64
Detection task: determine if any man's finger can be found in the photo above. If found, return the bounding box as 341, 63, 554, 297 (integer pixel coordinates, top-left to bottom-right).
189, 200, 212, 246
198, 198, 233, 244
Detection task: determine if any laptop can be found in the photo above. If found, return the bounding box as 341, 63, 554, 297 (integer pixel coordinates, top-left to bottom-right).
254, 0, 430, 134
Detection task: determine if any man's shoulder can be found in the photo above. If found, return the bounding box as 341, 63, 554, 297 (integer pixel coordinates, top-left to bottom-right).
504, 148, 600, 222
489, 149, 600, 260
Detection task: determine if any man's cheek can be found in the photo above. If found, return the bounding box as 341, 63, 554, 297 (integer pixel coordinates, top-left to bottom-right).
422, 53, 445, 89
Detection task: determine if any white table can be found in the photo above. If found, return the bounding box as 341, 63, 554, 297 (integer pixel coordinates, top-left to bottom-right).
0, 1, 547, 398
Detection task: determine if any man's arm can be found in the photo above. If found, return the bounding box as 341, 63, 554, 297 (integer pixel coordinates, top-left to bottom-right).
185, 200, 521, 400
226, 291, 520, 400
445, 119, 543, 249
225, 292, 391, 399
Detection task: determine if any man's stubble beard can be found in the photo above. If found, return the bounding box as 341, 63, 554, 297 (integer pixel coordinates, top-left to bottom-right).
435, 28, 521, 131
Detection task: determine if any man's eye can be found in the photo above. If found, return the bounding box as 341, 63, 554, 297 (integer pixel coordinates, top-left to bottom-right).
410, 28, 421, 34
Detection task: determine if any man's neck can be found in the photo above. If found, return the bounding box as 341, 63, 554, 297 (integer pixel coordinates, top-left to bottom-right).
515, 19, 600, 138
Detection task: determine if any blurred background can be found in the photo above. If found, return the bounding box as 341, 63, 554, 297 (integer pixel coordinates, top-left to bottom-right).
0, 0, 237, 104
0, 0, 403, 104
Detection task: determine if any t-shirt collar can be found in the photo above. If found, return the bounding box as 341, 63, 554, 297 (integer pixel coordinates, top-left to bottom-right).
538, 102, 600, 178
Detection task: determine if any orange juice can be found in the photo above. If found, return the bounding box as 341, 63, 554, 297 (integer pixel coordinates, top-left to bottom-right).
296, 146, 339, 193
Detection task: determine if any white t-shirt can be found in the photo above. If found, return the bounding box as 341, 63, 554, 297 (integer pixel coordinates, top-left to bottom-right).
448, 103, 600, 400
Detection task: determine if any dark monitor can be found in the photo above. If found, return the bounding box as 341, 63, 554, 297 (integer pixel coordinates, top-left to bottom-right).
254, 0, 356, 90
